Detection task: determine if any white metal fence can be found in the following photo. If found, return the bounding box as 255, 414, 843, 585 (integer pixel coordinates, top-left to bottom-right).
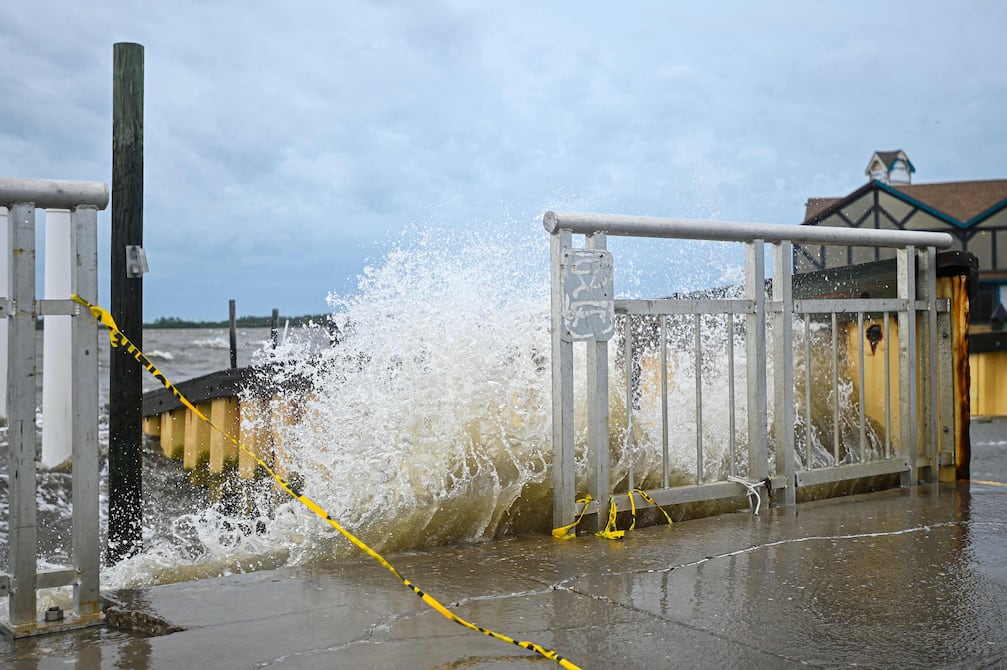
0, 178, 107, 637
545, 211, 955, 532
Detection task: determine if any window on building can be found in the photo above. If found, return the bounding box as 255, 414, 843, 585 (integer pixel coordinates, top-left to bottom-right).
974, 283, 1000, 324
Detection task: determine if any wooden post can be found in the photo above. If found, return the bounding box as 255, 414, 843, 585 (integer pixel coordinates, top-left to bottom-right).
270, 308, 279, 348
108, 42, 144, 563
229, 299, 238, 369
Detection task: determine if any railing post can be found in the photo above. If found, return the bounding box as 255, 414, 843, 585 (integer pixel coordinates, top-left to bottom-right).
745, 240, 769, 481
917, 246, 940, 482
584, 232, 609, 532
550, 229, 575, 531
897, 246, 919, 485
6, 202, 39, 628
624, 313, 637, 490
772, 241, 796, 505
71, 205, 101, 617
0, 207, 6, 422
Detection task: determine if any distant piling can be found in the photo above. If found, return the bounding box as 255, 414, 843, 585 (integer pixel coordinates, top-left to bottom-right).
108, 42, 145, 563
229, 299, 238, 369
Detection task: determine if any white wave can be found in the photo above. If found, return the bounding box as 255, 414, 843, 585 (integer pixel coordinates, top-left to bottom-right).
192, 337, 229, 349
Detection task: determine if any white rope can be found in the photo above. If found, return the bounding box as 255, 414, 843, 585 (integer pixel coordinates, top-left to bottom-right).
727, 475, 765, 516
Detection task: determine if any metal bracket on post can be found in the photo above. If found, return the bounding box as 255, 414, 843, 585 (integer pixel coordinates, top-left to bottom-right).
125, 245, 148, 278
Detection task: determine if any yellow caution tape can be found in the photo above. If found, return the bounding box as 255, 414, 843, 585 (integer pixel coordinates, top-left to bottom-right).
595, 498, 625, 540
627, 490, 637, 532
552, 488, 673, 542
551, 496, 593, 540
74, 295, 582, 670
632, 489, 674, 525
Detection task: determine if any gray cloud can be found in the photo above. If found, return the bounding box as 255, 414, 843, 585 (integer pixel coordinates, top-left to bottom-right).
2, 0, 1005, 318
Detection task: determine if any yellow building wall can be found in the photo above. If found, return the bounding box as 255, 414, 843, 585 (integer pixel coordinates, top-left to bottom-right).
970, 350, 1007, 417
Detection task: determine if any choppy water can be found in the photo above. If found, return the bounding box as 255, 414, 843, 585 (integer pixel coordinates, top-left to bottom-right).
0, 326, 274, 566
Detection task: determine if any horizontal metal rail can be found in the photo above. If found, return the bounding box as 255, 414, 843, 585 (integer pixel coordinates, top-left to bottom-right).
544, 210, 955, 249
796, 459, 912, 488
616, 298, 755, 316
794, 298, 950, 314
577, 475, 791, 515
0, 177, 109, 210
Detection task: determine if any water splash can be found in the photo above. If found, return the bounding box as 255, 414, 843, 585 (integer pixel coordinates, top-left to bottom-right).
101, 224, 559, 585
249, 226, 558, 562
96, 224, 885, 587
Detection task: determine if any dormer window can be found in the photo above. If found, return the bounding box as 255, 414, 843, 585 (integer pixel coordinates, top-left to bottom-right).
865, 150, 915, 185
889, 159, 911, 185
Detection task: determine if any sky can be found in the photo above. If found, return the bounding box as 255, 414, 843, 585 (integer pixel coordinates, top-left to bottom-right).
2, 1, 1005, 321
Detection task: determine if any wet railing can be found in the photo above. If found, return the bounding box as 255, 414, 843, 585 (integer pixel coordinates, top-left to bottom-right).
0, 178, 107, 637
545, 211, 956, 532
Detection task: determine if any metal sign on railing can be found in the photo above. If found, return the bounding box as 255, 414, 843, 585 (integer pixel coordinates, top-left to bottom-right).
560, 248, 615, 342
0, 177, 108, 638
545, 210, 957, 533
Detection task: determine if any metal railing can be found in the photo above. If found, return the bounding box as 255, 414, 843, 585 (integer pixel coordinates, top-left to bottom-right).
0, 178, 108, 637
545, 211, 955, 531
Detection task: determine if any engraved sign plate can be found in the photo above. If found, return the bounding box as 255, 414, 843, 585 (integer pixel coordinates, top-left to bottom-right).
561, 249, 615, 342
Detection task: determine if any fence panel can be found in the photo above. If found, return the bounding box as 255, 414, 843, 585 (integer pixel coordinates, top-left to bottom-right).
545, 211, 955, 531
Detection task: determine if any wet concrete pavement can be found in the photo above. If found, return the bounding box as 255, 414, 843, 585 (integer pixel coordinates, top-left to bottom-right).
3, 428, 1006, 669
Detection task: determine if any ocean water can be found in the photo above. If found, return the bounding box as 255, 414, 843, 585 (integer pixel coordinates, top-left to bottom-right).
0, 325, 277, 582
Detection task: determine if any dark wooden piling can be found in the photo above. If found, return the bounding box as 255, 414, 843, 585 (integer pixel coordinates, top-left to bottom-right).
108, 42, 145, 563
229, 299, 238, 369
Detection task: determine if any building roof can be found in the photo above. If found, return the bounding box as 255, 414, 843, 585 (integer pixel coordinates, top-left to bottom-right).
804, 178, 1007, 227
804, 196, 842, 221
891, 180, 1007, 222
